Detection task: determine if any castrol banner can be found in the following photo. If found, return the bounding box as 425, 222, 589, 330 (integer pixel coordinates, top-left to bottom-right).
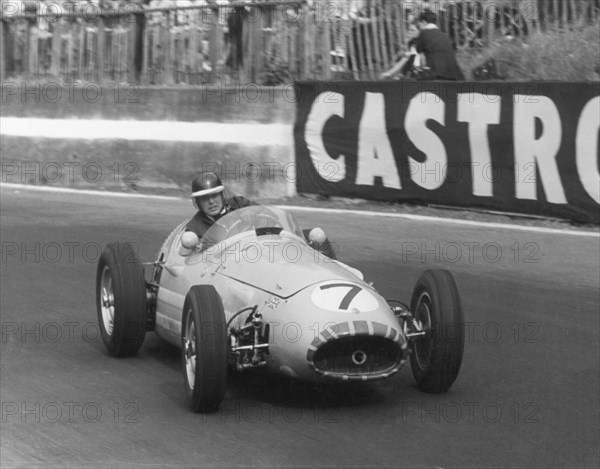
294, 82, 600, 223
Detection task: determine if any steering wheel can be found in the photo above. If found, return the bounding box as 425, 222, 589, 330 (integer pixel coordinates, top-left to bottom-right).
215, 209, 282, 239
255, 212, 281, 228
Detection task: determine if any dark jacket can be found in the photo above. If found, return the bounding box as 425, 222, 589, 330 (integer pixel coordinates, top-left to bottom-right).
185, 196, 255, 238
416, 28, 465, 81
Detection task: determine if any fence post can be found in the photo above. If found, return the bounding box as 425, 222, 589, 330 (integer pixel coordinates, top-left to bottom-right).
378, 4, 388, 71
189, 18, 199, 85
97, 16, 105, 82
532, 0, 541, 32
246, 7, 255, 82
459, 1, 467, 49
129, 1, 144, 83
321, 19, 331, 79
301, 3, 310, 80
253, 5, 263, 83
164, 10, 173, 85
0, 19, 5, 81
383, 1, 395, 63
395, 2, 404, 50
50, 20, 61, 77
355, 21, 366, 79
363, 19, 374, 79
2, 17, 15, 79
486, 1, 495, 46
370, 4, 381, 75
579, 0, 586, 26
25, 19, 35, 79
241, 7, 249, 81
209, 6, 221, 82
141, 21, 147, 85
569, 0, 577, 28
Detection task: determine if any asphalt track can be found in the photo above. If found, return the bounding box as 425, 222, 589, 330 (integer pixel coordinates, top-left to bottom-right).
1, 185, 598, 469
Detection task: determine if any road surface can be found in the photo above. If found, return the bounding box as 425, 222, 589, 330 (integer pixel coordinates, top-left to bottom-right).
1, 185, 598, 468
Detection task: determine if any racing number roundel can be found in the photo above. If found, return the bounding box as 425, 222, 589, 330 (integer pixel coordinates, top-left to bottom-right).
311, 282, 378, 312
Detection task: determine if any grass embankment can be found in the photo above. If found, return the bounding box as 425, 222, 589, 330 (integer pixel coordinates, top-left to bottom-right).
457, 22, 600, 81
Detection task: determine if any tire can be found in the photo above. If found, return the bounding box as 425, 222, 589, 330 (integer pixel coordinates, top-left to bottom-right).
96, 242, 147, 357
409, 269, 464, 393
181, 285, 228, 413
302, 229, 338, 260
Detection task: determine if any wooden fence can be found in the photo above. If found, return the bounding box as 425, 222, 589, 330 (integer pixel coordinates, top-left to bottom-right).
2, 0, 599, 83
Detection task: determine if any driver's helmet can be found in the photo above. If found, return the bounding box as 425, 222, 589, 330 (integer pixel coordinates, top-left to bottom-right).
191, 172, 225, 209
191, 171, 224, 198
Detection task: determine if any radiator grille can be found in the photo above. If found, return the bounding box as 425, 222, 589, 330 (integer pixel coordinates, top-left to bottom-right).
313, 336, 401, 376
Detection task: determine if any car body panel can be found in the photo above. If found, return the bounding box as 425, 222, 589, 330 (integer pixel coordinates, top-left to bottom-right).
152, 206, 407, 382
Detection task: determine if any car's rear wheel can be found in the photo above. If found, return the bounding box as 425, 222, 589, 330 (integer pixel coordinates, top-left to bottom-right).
409, 269, 464, 393
181, 285, 228, 413
96, 242, 147, 357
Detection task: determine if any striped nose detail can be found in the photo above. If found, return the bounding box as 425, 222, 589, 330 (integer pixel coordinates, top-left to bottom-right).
306, 320, 406, 365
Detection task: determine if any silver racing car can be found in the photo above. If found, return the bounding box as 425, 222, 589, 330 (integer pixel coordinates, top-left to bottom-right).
96, 205, 464, 412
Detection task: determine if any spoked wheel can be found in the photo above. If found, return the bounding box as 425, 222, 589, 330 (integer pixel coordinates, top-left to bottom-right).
96, 242, 147, 357
181, 285, 227, 413
409, 269, 464, 393
99, 267, 115, 336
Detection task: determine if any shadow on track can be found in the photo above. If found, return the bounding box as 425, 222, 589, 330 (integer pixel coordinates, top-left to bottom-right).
141, 332, 387, 411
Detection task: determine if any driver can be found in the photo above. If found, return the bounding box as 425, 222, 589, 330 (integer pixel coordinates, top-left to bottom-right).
185, 171, 256, 239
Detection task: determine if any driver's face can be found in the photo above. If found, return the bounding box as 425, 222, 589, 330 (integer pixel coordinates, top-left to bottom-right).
198, 193, 224, 217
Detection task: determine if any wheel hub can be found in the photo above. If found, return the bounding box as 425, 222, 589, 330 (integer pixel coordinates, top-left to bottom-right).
99, 267, 115, 336
102, 289, 114, 308
184, 339, 194, 359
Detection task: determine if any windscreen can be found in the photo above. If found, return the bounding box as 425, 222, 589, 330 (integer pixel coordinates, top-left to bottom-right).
198, 206, 305, 252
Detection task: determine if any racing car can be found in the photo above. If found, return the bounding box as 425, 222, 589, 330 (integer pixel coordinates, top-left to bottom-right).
96, 205, 464, 412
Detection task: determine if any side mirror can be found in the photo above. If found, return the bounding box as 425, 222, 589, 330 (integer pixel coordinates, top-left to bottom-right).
181, 231, 200, 249
308, 227, 327, 244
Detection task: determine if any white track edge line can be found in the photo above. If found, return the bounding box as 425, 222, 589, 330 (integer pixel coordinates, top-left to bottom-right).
2, 183, 598, 237
284, 206, 599, 237
0, 117, 292, 145
0, 182, 180, 200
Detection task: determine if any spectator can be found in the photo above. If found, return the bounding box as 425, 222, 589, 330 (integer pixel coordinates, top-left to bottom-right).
379, 22, 420, 79
414, 10, 464, 80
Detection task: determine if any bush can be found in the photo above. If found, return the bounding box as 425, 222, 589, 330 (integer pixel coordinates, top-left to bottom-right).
458, 22, 600, 81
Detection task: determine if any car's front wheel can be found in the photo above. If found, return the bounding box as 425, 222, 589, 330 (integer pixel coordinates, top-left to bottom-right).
181, 285, 228, 413
409, 269, 464, 393
96, 242, 147, 357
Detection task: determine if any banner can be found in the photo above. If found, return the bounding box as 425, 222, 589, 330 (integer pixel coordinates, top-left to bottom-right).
294, 81, 600, 223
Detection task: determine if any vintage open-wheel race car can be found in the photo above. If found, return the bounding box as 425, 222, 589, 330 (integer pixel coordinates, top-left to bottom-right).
96, 205, 464, 412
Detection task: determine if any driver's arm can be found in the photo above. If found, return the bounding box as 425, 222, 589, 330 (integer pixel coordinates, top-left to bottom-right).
181, 216, 207, 256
